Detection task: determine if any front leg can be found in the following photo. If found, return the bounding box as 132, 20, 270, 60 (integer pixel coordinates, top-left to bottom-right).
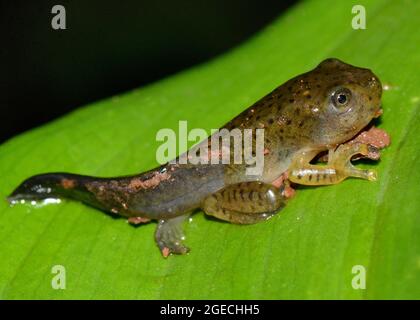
288, 143, 377, 186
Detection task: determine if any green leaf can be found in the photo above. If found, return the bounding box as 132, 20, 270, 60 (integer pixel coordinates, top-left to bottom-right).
1, 0, 419, 299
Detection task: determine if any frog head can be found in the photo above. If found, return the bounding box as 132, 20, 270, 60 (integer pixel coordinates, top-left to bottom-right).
307, 58, 382, 147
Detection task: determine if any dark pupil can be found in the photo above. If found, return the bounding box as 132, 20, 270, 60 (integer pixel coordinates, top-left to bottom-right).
337, 93, 347, 104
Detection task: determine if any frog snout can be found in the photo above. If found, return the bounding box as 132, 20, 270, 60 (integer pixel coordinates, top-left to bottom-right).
374, 108, 383, 118
367, 75, 382, 94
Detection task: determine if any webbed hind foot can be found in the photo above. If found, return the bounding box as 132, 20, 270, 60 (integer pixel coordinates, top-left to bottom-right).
155, 214, 190, 257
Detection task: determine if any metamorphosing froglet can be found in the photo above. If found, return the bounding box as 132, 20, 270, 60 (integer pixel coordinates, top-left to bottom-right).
8, 58, 390, 257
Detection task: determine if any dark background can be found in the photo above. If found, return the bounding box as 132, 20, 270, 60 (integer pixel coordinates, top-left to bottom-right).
1, 0, 297, 143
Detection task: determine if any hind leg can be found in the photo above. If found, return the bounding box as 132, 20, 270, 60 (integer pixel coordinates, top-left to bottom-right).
201, 181, 285, 224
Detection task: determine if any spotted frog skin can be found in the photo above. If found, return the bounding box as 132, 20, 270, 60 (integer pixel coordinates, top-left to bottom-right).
8, 58, 385, 257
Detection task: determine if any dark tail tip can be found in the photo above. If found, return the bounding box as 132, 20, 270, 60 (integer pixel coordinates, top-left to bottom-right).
7, 173, 80, 204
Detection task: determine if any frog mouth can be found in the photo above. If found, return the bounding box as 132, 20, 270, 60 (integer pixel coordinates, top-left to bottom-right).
373, 108, 383, 118
339, 117, 390, 162
315, 122, 390, 164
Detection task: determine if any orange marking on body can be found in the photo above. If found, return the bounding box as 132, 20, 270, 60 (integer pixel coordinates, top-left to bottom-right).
283, 185, 296, 199
271, 172, 288, 188
271, 172, 295, 199
128, 171, 171, 190
128, 216, 151, 224
61, 178, 76, 189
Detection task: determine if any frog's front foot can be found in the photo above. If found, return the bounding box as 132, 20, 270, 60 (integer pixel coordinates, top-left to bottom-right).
330, 143, 378, 181
288, 143, 378, 185
155, 215, 190, 257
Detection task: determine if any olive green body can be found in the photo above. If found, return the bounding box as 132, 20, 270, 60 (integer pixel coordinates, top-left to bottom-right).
8, 58, 383, 256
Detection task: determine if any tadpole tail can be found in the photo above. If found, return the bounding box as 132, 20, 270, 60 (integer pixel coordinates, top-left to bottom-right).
7, 173, 106, 209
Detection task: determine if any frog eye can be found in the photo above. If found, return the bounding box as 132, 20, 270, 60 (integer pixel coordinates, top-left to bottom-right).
332, 88, 352, 108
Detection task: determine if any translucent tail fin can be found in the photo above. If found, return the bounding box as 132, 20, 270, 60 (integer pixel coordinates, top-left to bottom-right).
7, 172, 104, 209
